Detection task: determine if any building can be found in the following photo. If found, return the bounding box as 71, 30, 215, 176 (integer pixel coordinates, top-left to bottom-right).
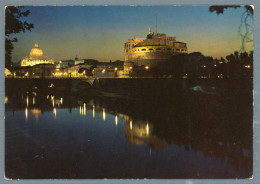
92, 68, 118, 78
5, 68, 12, 77
57, 56, 85, 69
56, 59, 75, 69
20, 42, 54, 67
124, 27, 188, 71
74, 56, 85, 65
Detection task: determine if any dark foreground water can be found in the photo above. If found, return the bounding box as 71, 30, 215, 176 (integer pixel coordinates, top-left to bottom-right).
5, 78, 253, 179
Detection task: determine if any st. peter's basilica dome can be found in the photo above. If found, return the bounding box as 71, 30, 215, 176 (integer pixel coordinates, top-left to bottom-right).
29, 42, 44, 60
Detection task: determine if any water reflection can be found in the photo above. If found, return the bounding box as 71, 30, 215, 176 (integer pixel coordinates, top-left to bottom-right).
93, 104, 95, 118
53, 108, 57, 118
52, 96, 55, 107
26, 96, 29, 107
5, 78, 253, 178
130, 120, 133, 130
31, 108, 41, 119
5, 96, 8, 104
115, 115, 118, 126
25, 107, 28, 120
103, 108, 106, 121
84, 103, 86, 116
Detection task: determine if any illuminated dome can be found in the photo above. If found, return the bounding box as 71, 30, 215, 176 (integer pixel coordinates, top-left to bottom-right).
20, 42, 54, 67
29, 42, 44, 60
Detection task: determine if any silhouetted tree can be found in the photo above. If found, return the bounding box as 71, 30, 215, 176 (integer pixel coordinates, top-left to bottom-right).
209, 5, 253, 16
152, 51, 252, 79
5, 6, 34, 68
209, 5, 253, 52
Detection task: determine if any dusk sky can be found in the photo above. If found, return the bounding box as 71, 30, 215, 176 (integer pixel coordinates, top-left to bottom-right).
10, 6, 253, 62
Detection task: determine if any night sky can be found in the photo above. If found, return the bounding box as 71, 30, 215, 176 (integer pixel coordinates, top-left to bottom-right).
10, 6, 253, 62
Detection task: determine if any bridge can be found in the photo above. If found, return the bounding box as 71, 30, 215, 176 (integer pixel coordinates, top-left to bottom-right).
5, 77, 99, 94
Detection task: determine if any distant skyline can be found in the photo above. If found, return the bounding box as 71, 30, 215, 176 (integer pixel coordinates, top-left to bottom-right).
9, 6, 253, 62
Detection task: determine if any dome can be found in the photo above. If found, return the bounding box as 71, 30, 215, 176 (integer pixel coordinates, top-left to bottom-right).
5, 68, 12, 76
29, 42, 44, 60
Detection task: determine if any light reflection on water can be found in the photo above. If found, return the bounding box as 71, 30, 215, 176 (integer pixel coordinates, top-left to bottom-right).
103, 108, 106, 121
5, 80, 253, 179
25, 107, 28, 120
18, 102, 153, 149
115, 115, 118, 126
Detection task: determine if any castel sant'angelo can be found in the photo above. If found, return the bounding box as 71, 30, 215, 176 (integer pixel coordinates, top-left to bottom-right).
124, 27, 188, 73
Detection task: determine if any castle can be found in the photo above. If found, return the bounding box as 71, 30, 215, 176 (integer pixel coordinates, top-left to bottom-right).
124, 27, 188, 73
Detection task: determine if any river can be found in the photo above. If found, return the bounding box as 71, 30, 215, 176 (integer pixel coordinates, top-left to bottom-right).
5, 78, 253, 179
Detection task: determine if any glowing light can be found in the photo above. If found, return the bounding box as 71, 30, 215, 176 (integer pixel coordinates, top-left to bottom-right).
214, 64, 217, 67
33, 97, 35, 105
129, 66, 133, 70
217, 74, 224, 78
79, 106, 82, 115
114, 67, 118, 71
145, 66, 149, 70
60, 97, 63, 105
53, 108, 57, 118
26, 96, 29, 107
5, 96, 8, 104
146, 123, 149, 135
130, 120, 133, 130
102, 69, 106, 73
48, 83, 54, 88
52, 98, 55, 107
31, 108, 41, 119
245, 65, 251, 68
115, 115, 118, 126
103, 108, 106, 121
25, 107, 28, 120
93, 105, 95, 118
83, 103, 86, 116
92, 69, 95, 72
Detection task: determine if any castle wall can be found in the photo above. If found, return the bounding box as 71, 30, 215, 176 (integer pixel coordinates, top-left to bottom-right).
125, 45, 188, 67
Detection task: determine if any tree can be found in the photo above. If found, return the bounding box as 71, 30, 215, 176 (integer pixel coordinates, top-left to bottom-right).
209, 5, 253, 52
5, 6, 34, 68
